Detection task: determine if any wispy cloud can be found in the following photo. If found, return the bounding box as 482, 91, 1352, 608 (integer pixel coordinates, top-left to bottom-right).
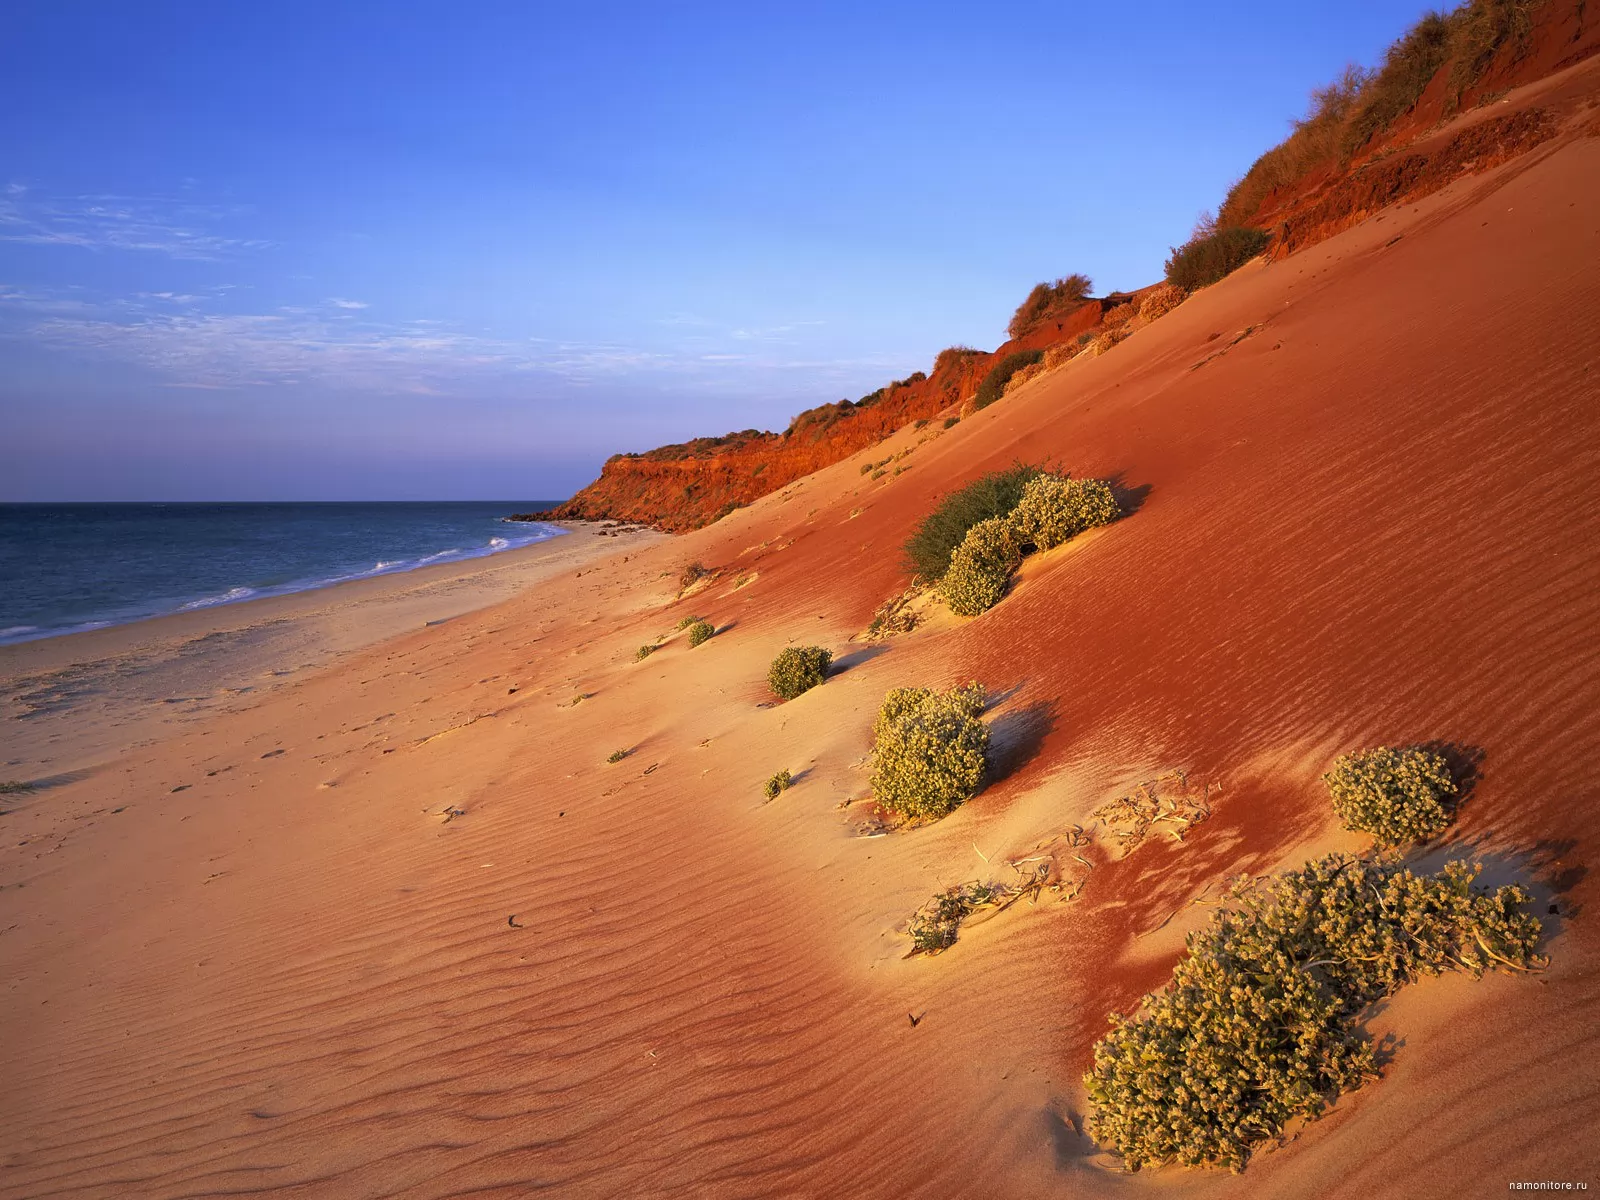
0, 190, 266, 260
328, 297, 368, 310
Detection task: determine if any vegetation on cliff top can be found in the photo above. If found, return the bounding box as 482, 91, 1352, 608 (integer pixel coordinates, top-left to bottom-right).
1218, 0, 1552, 230
1007, 273, 1093, 340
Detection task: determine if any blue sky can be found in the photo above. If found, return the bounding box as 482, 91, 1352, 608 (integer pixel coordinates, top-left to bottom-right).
1, 1, 1432, 501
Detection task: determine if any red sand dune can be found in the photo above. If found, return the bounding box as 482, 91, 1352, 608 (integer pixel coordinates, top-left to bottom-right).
3, 48, 1600, 1200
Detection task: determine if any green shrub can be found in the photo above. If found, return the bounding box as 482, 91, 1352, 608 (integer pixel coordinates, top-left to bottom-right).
943, 416, 959, 429
767, 645, 833, 700
1008, 273, 1093, 339
679, 562, 711, 592
1164, 226, 1271, 291
870, 683, 989, 821
940, 517, 1022, 616
634, 644, 657, 662
1010, 475, 1120, 550
972, 348, 1044, 411
1085, 852, 1541, 1173
607, 748, 630, 764
1322, 745, 1457, 846
675, 614, 703, 630
763, 769, 792, 800
903, 463, 1041, 582
686, 620, 715, 647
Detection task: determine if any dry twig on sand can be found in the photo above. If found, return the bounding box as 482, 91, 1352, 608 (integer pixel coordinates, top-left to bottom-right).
1090, 771, 1212, 856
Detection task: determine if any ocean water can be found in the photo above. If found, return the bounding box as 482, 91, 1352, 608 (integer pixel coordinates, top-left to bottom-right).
0, 502, 566, 645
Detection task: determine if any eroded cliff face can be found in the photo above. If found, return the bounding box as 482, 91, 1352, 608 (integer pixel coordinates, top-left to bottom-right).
552, 301, 1107, 531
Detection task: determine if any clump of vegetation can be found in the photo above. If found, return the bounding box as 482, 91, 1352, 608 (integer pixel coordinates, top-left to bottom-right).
933, 345, 985, 374
1139, 283, 1187, 321
1091, 327, 1130, 356
606, 748, 631, 764
0, 780, 35, 795
972, 348, 1045, 411
1446, 0, 1544, 103
634, 644, 658, 662
1085, 852, 1543, 1173
678, 562, 712, 593
903, 463, 1042, 582
1102, 301, 1138, 327
943, 416, 960, 429
1002, 360, 1046, 396
1323, 745, 1457, 846
686, 620, 716, 647
1008, 273, 1094, 340
763, 769, 792, 800
908, 881, 1008, 954
865, 587, 923, 639
1216, 0, 1547, 233
1344, 11, 1456, 156
1164, 222, 1271, 291
767, 645, 833, 700
870, 683, 989, 821
1010, 475, 1120, 551
940, 517, 1022, 617
675, 614, 703, 630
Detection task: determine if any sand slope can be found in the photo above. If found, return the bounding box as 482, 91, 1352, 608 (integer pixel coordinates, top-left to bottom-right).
4, 74, 1600, 1199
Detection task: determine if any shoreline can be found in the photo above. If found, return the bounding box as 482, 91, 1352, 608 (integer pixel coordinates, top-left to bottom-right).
0, 520, 664, 781
0, 512, 575, 649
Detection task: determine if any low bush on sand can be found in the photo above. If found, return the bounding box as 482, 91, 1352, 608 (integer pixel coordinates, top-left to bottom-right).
903, 463, 1042, 582
941, 517, 1022, 617
1041, 341, 1076, 371
686, 620, 716, 647
634, 644, 657, 661
1002, 360, 1046, 396
931, 473, 1120, 616
1139, 283, 1186, 320
678, 562, 712, 593
1323, 745, 1457, 846
767, 645, 833, 700
606, 748, 630, 764
870, 683, 989, 821
973, 349, 1045, 411
1164, 225, 1270, 291
1085, 852, 1541, 1173
763, 769, 792, 800
675, 614, 703, 630
908, 881, 1009, 954
1010, 475, 1120, 551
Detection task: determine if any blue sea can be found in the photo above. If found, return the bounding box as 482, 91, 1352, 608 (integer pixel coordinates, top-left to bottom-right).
0, 502, 566, 645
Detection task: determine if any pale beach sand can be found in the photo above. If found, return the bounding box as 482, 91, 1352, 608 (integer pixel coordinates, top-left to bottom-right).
0, 522, 664, 782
